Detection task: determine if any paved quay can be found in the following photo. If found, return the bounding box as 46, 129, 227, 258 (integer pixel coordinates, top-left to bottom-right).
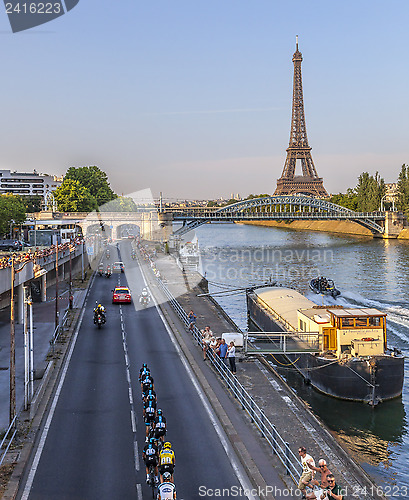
0, 277, 88, 432
140, 242, 385, 500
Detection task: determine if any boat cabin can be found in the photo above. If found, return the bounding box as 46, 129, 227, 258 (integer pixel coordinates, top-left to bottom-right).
297, 307, 386, 358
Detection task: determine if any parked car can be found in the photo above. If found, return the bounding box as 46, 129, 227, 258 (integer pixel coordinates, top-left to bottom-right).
0, 239, 24, 251
113, 261, 124, 273
112, 287, 132, 304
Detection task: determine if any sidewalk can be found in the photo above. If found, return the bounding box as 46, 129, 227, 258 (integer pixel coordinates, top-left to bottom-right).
141, 243, 383, 500
0, 277, 88, 431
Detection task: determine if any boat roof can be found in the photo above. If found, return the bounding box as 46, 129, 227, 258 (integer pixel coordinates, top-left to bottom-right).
327, 308, 386, 318
252, 287, 315, 330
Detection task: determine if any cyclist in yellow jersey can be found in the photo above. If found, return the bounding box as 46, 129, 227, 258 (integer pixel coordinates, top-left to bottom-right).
159, 442, 175, 483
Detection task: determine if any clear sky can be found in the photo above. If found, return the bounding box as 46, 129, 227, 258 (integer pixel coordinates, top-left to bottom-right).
1, 0, 408, 199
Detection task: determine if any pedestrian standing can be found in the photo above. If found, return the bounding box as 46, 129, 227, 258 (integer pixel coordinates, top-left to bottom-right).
219, 338, 228, 363
227, 341, 236, 374
188, 310, 197, 331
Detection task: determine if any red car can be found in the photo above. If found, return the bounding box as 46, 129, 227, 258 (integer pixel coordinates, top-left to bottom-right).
112, 287, 132, 304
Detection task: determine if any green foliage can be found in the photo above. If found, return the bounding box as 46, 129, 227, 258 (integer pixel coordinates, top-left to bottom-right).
329, 189, 358, 211
100, 196, 137, 212
355, 171, 385, 211
54, 179, 97, 212
397, 164, 409, 216
207, 200, 219, 207
24, 195, 43, 213
0, 194, 26, 237
65, 166, 117, 207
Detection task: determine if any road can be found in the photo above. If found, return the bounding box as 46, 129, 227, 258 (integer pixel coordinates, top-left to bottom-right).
17, 241, 256, 500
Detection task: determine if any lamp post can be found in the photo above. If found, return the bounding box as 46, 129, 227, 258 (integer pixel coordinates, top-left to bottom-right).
9, 256, 34, 424
69, 243, 73, 309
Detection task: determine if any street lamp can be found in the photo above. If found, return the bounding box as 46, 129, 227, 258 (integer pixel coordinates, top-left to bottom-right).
9, 255, 34, 424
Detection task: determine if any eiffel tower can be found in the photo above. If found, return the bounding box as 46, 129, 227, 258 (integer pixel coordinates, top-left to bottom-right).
274, 37, 328, 197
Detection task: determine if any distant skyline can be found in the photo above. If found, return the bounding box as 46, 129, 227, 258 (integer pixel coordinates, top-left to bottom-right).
1, 1, 408, 199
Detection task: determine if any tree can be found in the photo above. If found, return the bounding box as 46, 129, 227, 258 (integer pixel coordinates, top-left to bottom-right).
397, 164, 409, 215
24, 195, 43, 213
0, 194, 26, 237
54, 179, 97, 212
100, 196, 138, 212
65, 166, 116, 207
356, 171, 385, 211
329, 189, 358, 211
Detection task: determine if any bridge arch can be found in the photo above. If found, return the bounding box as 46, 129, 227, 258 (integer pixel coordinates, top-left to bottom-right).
172, 195, 385, 236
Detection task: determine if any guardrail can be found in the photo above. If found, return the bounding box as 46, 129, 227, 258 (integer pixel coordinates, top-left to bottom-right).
244, 332, 322, 354
50, 310, 69, 354
145, 256, 302, 484
0, 414, 18, 468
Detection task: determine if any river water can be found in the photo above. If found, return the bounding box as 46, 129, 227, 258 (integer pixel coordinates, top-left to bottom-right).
190, 223, 409, 492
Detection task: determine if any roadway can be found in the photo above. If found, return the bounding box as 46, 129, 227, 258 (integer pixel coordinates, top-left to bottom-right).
17, 240, 256, 500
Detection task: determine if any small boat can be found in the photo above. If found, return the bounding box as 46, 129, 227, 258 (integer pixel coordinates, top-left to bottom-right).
310, 277, 340, 298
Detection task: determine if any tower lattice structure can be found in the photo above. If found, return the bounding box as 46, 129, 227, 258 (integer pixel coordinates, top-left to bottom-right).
274, 38, 328, 197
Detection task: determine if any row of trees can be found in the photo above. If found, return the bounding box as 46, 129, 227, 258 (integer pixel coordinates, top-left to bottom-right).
329, 171, 386, 212
397, 164, 409, 215
331, 165, 409, 216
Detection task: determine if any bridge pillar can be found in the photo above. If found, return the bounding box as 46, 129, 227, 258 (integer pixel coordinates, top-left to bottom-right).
41, 273, 47, 302
383, 211, 406, 239
17, 283, 24, 324
157, 212, 173, 242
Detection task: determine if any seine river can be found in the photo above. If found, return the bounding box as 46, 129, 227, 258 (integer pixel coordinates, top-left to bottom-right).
191, 223, 409, 491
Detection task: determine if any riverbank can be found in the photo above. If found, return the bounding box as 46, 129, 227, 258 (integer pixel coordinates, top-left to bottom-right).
140, 241, 385, 500
240, 220, 409, 239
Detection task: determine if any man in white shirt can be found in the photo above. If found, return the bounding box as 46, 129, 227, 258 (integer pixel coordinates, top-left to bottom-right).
298, 446, 315, 497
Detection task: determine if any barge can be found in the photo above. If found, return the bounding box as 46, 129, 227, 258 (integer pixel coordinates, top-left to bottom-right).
247, 287, 404, 405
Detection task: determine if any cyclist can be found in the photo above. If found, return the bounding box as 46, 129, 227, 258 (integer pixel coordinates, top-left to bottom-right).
139, 363, 149, 383
144, 399, 157, 442
153, 409, 167, 443
157, 471, 176, 499
141, 372, 154, 393
142, 382, 155, 401
142, 437, 159, 485
159, 442, 175, 483
144, 389, 157, 407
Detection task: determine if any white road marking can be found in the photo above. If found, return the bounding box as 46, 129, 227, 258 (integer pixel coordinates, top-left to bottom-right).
136, 483, 143, 500
134, 441, 140, 472
139, 266, 259, 500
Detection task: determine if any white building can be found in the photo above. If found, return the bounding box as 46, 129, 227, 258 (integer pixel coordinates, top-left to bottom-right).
0, 169, 62, 202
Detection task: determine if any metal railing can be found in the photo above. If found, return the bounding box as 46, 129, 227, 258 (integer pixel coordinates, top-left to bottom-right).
0, 414, 18, 468
244, 332, 322, 354
148, 262, 302, 484
50, 310, 69, 354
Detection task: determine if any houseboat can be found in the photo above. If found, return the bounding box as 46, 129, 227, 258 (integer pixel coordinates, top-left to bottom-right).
247, 287, 404, 405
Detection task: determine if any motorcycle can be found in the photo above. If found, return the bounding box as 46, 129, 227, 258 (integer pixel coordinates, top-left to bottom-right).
94, 311, 106, 329
139, 295, 150, 308
105, 265, 112, 278
131, 251, 137, 260
97, 264, 104, 277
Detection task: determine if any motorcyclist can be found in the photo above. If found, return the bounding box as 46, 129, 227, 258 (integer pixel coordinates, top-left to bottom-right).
105, 265, 111, 277
93, 303, 106, 323
139, 287, 150, 306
